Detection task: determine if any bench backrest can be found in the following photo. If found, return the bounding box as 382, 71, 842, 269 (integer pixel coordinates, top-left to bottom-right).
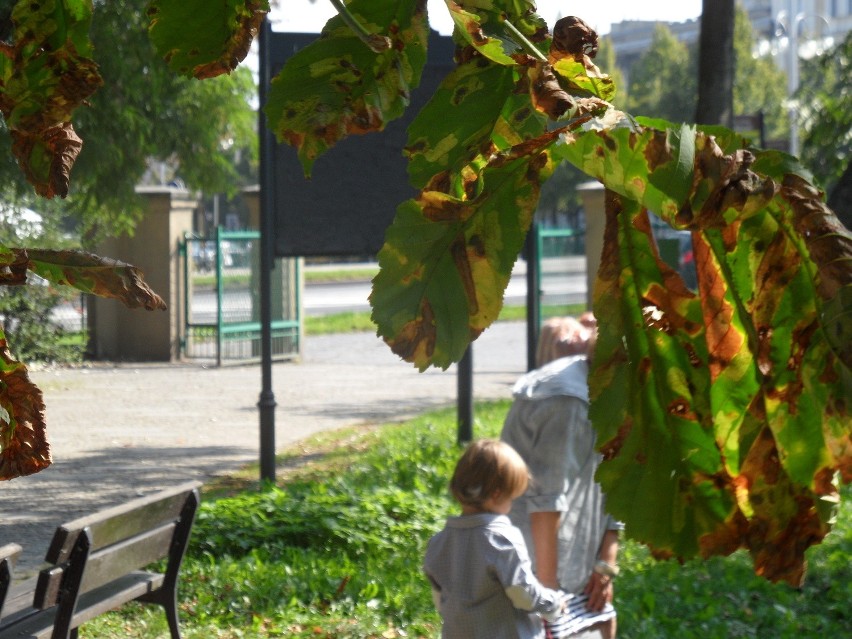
0, 543, 22, 618
34, 481, 201, 610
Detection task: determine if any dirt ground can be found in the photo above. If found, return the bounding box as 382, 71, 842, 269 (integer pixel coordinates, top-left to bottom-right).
1, 322, 529, 580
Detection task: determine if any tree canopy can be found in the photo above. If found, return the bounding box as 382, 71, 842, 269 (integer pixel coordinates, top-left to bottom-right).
0, 0, 258, 240
797, 31, 852, 201
0, 0, 849, 588
625, 7, 788, 142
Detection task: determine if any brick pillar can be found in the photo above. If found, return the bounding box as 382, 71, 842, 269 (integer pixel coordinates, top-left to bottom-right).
89, 187, 196, 361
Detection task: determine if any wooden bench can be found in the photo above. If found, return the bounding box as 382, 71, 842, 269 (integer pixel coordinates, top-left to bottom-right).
0, 481, 201, 639
1, 544, 23, 621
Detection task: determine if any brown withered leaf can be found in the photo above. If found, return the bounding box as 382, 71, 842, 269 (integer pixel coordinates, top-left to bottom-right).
11, 123, 83, 199
528, 62, 573, 119
550, 16, 599, 61
23, 249, 167, 311
0, 337, 50, 480
0, 250, 30, 286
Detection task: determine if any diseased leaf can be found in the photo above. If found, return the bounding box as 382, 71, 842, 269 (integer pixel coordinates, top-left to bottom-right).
23, 249, 167, 311
550, 15, 599, 59
549, 16, 615, 103
551, 57, 615, 103
0, 327, 49, 480
406, 58, 546, 192
445, 0, 548, 66
265, 0, 428, 175
10, 122, 83, 198
147, 0, 268, 79
590, 192, 731, 561
553, 117, 851, 584
0, 0, 102, 197
371, 137, 556, 370
588, 191, 842, 586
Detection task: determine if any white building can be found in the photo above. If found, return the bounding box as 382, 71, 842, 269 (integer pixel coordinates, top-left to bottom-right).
610, 0, 850, 77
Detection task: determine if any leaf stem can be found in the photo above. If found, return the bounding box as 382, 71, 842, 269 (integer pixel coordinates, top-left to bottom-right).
503, 19, 547, 62
327, 0, 391, 53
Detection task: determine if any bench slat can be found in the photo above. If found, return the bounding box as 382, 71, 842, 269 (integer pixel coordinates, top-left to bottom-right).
35, 523, 176, 610
0, 571, 165, 639
0, 545, 22, 619
45, 481, 200, 563
0, 578, 38, 625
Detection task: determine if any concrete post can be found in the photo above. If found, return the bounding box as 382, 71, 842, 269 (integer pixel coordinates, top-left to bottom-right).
577, 181, 606, 308
89, 186, 196, 361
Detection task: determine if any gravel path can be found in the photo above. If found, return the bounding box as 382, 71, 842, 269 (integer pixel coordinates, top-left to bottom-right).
1, 322, 528, 580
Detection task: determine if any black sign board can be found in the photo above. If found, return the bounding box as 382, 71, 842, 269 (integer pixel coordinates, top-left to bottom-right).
268, 30, 456, 257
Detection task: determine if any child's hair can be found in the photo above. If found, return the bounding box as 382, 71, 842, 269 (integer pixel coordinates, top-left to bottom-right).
450, 439, 530, 508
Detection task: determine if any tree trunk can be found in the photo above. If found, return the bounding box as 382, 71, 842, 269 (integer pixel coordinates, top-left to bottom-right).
695, 0, 735, 127
828, 160, 852, 231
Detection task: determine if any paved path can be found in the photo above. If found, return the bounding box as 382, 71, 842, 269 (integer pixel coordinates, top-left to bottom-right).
1, 322, 528, 579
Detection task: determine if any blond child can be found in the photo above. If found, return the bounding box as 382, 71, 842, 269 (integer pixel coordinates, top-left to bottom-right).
423, 439, 563, 639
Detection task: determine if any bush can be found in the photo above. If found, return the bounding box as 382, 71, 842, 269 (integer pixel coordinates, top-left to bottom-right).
0, 283, 85, 363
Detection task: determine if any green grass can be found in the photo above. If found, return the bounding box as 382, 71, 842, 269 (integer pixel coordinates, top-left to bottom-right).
80, 403, 852, 638
304, 267, 379, 283
303, 303, 589, 335
191, 266, 377, 290
192, 273, 252, 289
304, 311, 378, 335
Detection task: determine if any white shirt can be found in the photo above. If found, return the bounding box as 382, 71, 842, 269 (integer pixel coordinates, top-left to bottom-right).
501, 356, 623, 594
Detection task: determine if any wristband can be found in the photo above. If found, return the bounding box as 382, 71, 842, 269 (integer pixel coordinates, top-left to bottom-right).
593, 560, 619, 578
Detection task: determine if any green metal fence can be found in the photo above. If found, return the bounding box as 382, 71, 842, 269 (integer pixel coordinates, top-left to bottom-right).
181, 228, 301, 364
534, 226, 588, 325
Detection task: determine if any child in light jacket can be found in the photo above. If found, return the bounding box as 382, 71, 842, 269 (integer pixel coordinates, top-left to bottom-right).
423, 439, 564, 639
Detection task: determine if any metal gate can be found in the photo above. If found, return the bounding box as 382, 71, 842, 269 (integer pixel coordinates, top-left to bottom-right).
180, 228, 301, 364
534, 225, 588, 324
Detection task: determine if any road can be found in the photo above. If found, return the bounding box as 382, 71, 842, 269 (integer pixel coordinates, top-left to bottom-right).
188, 257, 589, 320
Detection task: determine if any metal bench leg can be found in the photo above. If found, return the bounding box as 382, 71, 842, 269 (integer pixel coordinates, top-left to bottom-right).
164, 592, 182, 639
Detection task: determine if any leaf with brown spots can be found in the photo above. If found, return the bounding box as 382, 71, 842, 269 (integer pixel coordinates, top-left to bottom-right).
0, 1, 102, 198
370, 141, 555, 370
406, 58, 547, 192
22, 249, 167, 311
445, 0, 549, 66
556, 113, 850, 584
147, 0, 268, 79
265, 0, 428, 175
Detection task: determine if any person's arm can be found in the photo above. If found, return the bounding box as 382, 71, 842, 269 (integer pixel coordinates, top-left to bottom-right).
529, 511, 560, 589
583, 529, 619, 611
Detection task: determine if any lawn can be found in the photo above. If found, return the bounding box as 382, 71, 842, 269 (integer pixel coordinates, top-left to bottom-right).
82, 402, 851, 638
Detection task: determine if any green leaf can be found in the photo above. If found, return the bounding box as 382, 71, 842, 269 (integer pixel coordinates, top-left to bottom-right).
552, 57, 616, 102
265, 0, 428, 175
445, 0, 548, 66
371, 143, 555, 370
405, 59, 546, 191
146, 0, 268, 79
557, 117, 851, 583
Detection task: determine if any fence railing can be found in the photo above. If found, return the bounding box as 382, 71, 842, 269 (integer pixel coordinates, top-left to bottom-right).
181, 228, 300, 365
